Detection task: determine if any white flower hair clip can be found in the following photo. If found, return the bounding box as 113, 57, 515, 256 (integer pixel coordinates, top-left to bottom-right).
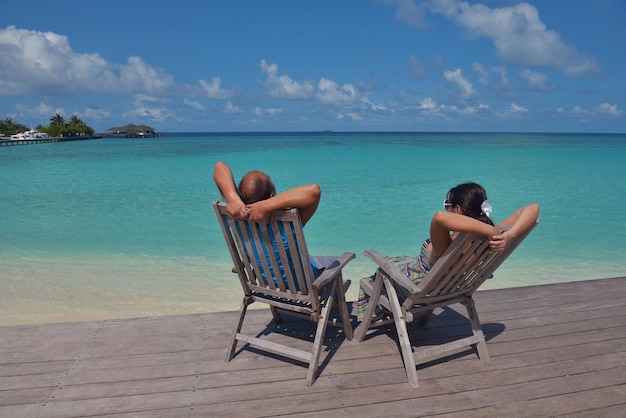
481, 200, 492, 218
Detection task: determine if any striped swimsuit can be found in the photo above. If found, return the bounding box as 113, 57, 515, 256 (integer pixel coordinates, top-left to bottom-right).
356, 238, 433, 321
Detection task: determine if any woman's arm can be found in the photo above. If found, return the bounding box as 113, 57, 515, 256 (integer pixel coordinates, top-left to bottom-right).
246, 183, 321, 224
430, 211, 500, 262
490, 203, 540, 251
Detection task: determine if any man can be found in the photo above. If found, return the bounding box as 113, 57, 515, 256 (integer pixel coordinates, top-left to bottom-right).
213, 161, 337, 282
213, 161, 320, 224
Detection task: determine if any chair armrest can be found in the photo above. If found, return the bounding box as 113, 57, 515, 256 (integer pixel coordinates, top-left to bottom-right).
312, 252, 356, 290
363, 250, 420, 295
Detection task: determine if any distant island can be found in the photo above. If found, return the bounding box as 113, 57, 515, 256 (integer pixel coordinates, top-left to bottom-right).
1, 117, 163, 146
0, 113, 94, 140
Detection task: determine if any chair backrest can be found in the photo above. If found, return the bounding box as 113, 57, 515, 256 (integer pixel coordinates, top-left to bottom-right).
410, 223, 537, 304
213, 201, 318, 305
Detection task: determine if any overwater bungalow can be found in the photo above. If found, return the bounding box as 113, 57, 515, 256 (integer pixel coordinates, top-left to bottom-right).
106, 124, 160, 138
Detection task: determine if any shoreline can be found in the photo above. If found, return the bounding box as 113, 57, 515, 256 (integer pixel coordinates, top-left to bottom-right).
2, 275, 624, 328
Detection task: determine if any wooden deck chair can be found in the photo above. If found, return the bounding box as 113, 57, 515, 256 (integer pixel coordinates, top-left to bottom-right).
213, 201, 355, 386
354, 223, 537, 387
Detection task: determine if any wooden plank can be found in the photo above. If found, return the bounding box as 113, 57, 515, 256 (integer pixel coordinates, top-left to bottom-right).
0, 277, 624, 417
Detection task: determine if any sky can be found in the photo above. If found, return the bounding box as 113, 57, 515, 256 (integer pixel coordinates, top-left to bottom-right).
1, 0, 625, 133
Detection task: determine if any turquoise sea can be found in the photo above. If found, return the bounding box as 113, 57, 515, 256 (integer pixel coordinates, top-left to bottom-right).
1, 132, 625, 325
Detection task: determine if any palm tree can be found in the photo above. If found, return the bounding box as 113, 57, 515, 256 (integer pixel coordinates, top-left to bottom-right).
50, 113, 66, 127
68, 115, 84, 127
1, 118, 27, 135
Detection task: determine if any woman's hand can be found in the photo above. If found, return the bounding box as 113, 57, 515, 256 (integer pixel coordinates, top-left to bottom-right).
489, 230, 511, 251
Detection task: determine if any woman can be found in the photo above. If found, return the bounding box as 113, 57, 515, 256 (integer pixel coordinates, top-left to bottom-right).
356, 182, 539, 320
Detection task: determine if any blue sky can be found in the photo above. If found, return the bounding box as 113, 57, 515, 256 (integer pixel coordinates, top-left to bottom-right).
1, 0, 625, 133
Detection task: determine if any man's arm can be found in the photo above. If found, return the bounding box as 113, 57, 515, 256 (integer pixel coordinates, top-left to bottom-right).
213, 161, 247, 219
246, 184, 321, 224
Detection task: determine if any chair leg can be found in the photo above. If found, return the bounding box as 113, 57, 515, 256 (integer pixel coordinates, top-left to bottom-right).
354, 270, 385, 342
335, 275, 353, 340
270, 306, 283, 324
384, 277, 419, 388
465, 298, 490, 363
225, 299, 249, 362
417, 309, 434, 327
307, 284, 334, 386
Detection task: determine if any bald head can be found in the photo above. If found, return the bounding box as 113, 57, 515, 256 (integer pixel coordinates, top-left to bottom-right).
237, 170, 276, 204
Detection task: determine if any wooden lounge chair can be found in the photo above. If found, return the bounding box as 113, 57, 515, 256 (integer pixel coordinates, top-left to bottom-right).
213, 201, 355, 386
354, 224, 537, 387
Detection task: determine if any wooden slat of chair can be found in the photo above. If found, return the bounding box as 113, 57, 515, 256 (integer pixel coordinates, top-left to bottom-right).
268, 221, 299, 293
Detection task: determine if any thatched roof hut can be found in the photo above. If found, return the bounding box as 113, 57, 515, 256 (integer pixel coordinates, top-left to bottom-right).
107, 124, 158, 138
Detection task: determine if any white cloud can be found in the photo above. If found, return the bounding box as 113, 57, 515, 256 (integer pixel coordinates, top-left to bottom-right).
253, 106, 282, 116
419, 96, 438, 111
418, 96, 448, 115
127, 94, 173, 123
363, 97, 387, 111
427, 0, 601, 76
83, 107, 110, 120
0, 25, 235, 98
197, 77, 232, 100
519, 69, 551, 90
473, 62, 489, 85
491, 66, 510, 88
509, 103, 529, 113
259, 59, 361, 107
118, 56, 175, 95
316, 78, 359, 105
473, 63, 513, 89
459, 106, 477, 115
339, 112, 363, 121
224, 101, 240, 114
184, 99, 205, 111
418, 96, 493, 118
595, 103, 623, 117
567, 103, 622, 119
443, 68, 477, 100
36, 102, 61, 117
0, 26, 181, 95
259, 59, 315, 99
0, 26, 107, 94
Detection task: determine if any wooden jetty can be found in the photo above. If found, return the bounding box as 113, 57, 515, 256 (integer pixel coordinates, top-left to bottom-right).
1, 277, 625, 417
0, 138, 62, 146
0, 135, 103, 147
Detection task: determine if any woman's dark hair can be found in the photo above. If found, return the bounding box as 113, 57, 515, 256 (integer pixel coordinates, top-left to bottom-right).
446, 182, 494, 226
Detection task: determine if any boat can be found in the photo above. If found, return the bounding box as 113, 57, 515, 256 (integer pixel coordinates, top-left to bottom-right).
10, 129, 49, 140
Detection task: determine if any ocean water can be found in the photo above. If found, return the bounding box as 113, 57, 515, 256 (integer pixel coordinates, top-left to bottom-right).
1, 132, 625, 325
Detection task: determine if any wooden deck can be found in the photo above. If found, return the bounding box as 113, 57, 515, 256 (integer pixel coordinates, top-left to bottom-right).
1, 277, 625, 417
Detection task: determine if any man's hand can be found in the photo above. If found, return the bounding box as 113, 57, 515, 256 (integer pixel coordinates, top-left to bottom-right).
246, 201, 271, 223
226, 199, 247, 220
